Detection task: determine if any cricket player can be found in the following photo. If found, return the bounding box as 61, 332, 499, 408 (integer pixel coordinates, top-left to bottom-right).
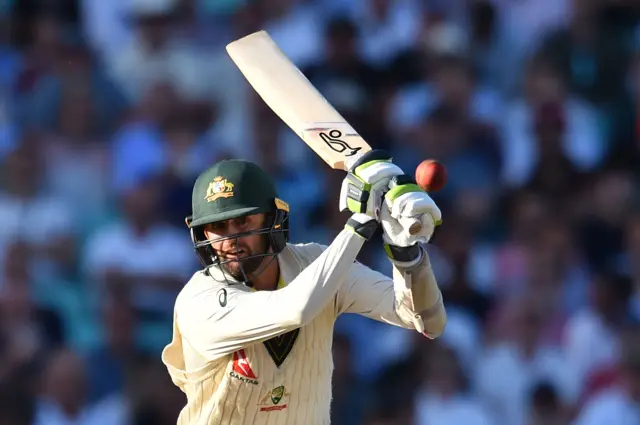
162, 151, 447, 425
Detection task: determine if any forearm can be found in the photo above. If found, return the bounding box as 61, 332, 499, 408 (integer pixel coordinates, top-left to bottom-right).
392, 248, 446, 338
335, 247, 442, 334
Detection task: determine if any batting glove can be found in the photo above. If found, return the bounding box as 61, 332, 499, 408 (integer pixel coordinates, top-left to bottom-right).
381, 176, 442, 265
339, 150, 404, 221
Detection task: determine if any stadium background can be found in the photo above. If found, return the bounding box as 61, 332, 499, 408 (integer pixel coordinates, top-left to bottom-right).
0, 0, 639, 424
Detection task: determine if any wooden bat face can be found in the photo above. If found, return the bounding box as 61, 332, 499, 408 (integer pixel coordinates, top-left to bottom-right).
225, 31, 371, 171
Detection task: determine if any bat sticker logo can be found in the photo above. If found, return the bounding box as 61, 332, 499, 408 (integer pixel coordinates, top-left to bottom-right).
218, 288, 228, 307
319, 130, 361, 157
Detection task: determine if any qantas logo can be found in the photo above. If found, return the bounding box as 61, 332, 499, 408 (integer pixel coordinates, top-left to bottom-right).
230, 349, 258, 385
233, 350, 256, 378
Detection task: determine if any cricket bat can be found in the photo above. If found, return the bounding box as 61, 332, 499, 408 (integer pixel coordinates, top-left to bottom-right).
226, 30, 422, 235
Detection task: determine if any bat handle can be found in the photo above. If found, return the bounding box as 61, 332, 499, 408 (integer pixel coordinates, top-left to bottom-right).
398, 216, 422, 235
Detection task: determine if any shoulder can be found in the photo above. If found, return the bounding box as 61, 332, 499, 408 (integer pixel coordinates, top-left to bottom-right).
176, 271, 224, 312
176, 269, 256, 308
285, 242, 328, 264
174, 270, 250, 330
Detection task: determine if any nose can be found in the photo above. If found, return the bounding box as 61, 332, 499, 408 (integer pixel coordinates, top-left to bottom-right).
221, 234, 238, 253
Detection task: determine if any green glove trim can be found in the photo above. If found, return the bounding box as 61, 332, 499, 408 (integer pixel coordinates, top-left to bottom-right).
346, 198, 364, 214
354, 159, 391, 177
343, 173, 371, 214
385, 183, 422, 202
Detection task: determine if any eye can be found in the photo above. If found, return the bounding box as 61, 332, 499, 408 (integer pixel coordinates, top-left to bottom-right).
210, 222, 224, 231
233, 216, 249, 228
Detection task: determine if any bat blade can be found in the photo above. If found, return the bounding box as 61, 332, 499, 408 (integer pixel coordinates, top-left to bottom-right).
226, 31, 422, 236
225, 31, 371, 171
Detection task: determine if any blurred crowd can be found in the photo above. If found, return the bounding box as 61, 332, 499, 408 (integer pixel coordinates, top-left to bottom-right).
0, 0, 639, 424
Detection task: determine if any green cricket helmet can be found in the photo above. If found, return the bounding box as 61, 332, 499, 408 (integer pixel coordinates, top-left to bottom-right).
185, 159, 290, 282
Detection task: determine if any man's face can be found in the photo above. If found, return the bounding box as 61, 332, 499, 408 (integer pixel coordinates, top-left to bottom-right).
203, 213, 270, 280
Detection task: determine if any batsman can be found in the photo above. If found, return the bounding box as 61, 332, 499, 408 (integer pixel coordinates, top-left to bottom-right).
162, 151, 447, 425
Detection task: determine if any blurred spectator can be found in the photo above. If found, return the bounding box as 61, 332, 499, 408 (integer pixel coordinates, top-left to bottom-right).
524, 102, 585, 201
85, 293, 148, 403
80, 0, 131, 59
351, 0, 422, 67
481, 191, 551, 294
389, 54, 503, 140
0, 240, 63, 392
491, 0, 569, 65
414, 342, 493, 425
82, 173, 195, 351
475, 295, 575, 425
563, 273, 637, 399
21, 29, 127, 137
434, 215, 495, 322
34, 348, 125, 425
258, 0, 322, 69
500, 56, 606, 188
129, 359, 184, 425
0, 239, 64, 348
536, 0, 632, 105
330, 333, 368, 425
577, 169, 634, 273
606, 51, 640, 167
110, 82, 217, 216
574, 327, 640, 425
106, 0, 209, 104
37, 82, 113, 233
527, 382, 568, 425
467, 1, 513, 92
13, 11, 61, 98
0, 134, 77, 281
34, 348, 88, 425
526, 216, 589, 320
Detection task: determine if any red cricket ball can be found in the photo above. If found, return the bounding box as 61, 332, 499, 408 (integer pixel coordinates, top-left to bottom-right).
415, 159, 447, 192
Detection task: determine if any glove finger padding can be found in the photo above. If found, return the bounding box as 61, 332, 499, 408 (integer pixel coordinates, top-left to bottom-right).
382, 191, 442, 246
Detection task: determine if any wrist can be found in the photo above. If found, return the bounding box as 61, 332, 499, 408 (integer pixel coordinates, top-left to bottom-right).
384, 243, 422, 266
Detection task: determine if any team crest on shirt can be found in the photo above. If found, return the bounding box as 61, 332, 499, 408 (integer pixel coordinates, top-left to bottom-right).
230, 349, 258, 385
204, 176, 234, 202
258, 385, 290, 412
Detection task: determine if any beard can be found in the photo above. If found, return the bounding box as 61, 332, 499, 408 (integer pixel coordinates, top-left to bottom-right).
220, 235, 271, 281
222, 255, 266, 281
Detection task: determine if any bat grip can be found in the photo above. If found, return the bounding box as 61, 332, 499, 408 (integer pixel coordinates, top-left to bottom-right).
398, 216, 422, 235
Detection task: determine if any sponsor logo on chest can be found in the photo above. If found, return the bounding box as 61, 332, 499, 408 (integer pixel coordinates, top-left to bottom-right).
229, 349, 259, 385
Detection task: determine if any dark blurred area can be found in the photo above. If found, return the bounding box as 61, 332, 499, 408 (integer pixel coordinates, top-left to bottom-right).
0, 0, 639, 424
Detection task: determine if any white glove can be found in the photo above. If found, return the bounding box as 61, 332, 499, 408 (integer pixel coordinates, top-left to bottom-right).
339, 150, 403, 221
381, 189, 442, 247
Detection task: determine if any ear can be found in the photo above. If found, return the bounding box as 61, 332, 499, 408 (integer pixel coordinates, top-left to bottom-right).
185, 216, 192, 229
201, 225, 211, 240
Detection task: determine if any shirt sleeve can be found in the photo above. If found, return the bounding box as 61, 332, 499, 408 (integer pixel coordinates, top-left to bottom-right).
336, 247, 446, 338
176, 226, 366, 361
